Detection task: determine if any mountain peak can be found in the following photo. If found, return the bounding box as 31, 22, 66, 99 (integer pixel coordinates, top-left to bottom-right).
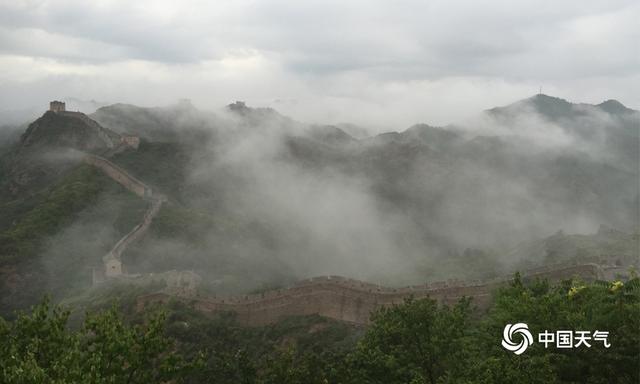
487, 94, 572, 120
225, 101, 295, 128
226, 101, 280, 118
488, 94, 636, 121
597, 99, 634, 114
227, 101, 251, 114
530, 93, 568, 103
20, 110, 119, 152
528, 93, 572, 111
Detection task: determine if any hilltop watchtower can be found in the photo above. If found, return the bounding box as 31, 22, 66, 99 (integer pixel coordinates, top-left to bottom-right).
49, 100, 66, 113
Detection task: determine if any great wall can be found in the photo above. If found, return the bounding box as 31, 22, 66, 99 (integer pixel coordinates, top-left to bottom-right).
86, 153, 166, 282
136, 261, 634, 326
45, 102, 163, 283
46, 101, 638, 327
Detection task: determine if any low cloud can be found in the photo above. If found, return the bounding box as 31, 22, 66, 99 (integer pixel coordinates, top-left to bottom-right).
0, 0, 638, 129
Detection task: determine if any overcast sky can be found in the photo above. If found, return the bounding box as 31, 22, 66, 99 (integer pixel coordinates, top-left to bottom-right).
0, 0, 638, 129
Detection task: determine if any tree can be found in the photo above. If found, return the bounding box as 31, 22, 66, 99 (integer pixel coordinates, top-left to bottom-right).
472, 276, 640, 384
347, 297, 472, 384
0, 298, 197, 383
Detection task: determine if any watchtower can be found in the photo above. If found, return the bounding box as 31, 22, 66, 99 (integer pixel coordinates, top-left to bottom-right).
49, 100, 66, 113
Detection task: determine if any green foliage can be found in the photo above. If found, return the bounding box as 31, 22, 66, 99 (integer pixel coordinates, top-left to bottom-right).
0, 164, 149, 317
0, 166, 106, 264
471, 277, 640, 384
348, 297, 472, 384
0, 297, 198, 384
260, 347, 348, 384
150, 204, 218, 241
163, 301, 359, 383
2, 277, 638, 383
111, 141, 190, 201
0, 297, 75, 383
62, 280, 168, 328
241, 277, 639, 384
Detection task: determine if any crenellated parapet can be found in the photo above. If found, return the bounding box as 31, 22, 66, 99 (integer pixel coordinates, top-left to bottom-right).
137, 262, 618, 326
83, 154, 151, 198
85, 154, 165, 282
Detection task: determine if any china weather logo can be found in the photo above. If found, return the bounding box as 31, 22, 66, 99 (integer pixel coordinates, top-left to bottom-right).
502, 323, 534, 355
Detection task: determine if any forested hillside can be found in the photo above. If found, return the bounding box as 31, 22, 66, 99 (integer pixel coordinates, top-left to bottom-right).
0, 95, 638, 315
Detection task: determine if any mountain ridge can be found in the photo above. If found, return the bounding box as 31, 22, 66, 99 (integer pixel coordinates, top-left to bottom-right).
0, 94, 637, 317
487, 93, 637, 121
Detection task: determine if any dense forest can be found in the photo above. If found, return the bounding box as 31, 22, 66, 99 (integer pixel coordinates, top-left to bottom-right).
2, 275, 639, 383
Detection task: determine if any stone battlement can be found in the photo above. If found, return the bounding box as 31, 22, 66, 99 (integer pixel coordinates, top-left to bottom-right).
48, 105, 139, 152
49, 100, 66, 113
137, 262, 617, 326
84, 154, 151, 198
85, 154, 165, 282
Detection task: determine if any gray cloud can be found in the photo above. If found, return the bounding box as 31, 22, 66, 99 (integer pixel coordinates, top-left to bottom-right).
0, 0, 638, 129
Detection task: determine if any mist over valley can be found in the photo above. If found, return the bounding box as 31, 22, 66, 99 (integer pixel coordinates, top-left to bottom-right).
0, 94, 637, 316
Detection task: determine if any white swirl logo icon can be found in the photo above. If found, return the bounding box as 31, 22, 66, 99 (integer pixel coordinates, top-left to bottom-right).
502, 323, 533, 355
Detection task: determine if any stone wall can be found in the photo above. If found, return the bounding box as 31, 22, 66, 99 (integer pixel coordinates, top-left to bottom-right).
84, 155, 150, 198
85, 153, 165, 282
137, 263, 609, 326
103, 196, 164, 263
104, 258, 123, 278
49, 101, 66, 113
